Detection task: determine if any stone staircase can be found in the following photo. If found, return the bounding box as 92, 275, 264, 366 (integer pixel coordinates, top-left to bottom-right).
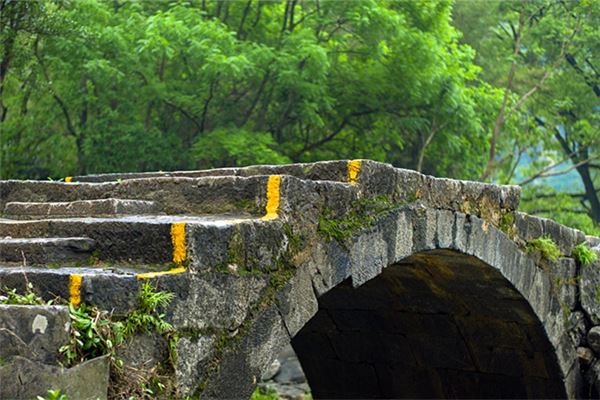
0, 170, 296, 398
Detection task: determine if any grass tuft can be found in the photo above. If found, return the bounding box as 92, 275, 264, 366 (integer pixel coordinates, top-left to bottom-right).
572, 242, 598, 266
527, 235, 561, 262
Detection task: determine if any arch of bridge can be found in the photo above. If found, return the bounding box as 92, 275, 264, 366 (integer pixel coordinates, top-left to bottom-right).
204, 207, 579, 399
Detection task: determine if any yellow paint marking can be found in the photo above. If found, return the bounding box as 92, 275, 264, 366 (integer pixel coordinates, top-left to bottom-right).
65, 176, 72, 183
171, 223, 187, 265
347, 160, 361, 184
69, 274, 82, 307
136, 266, 187, 280
262, 175, 281, 220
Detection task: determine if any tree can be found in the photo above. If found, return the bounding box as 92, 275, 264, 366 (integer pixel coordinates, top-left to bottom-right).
1, 0, 499, 183
454, 0, 600, 233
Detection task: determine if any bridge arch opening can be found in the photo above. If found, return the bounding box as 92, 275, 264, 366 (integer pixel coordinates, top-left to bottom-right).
290, 249, 566, 399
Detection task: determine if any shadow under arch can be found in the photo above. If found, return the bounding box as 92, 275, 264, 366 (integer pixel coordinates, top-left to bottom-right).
291, 249, 567, 399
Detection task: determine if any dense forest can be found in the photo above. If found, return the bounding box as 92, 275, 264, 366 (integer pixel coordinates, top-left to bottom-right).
1, 0, 599, 234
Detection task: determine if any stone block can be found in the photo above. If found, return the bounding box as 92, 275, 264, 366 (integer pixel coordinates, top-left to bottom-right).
0, 355, 109, 400
581, 259, 600, 325
0, 304, 69, 364
174, 334, 216, 396
169, 273, 268, 331
276, 267, 319, 337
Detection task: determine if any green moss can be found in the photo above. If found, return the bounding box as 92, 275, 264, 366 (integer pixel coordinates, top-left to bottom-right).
251, 386, 280, 400
283, 222, 304, 255
499, 212, 515, 237
527, 235, 562, 262
572, 242, 598, 266
318, 195, 397, 243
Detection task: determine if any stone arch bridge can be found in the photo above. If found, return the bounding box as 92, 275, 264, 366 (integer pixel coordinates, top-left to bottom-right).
1, 160, 600, 399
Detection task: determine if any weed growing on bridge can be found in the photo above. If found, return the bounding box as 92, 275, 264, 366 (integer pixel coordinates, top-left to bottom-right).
36, 389, 68, 400
318, 195, 396, 243
59, 282, 177, 398
0, 282, 48, 305
527, 235, 561, 262
572, 243, 598, 266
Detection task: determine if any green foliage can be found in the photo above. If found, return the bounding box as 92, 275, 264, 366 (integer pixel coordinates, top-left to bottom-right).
37, 389, 68, 400
0, 282, 48, 305
454, 0, 600, 234
572, 243, 598, 266
120, 281, 175, 337
1, 0, 494, 181
59, 303, 119, 366
59, 281, 174, 367
499, 212, 515, 237
251, 386, 280, 400
318, 195, 397, 242
193, 128, 290, 168
527, 235, 562, 262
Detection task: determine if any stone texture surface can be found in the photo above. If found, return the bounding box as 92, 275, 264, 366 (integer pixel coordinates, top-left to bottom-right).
0, 355, 110, 400
0, 304, 69, 364
4, 198, 159, 219
0, 237, 95, 264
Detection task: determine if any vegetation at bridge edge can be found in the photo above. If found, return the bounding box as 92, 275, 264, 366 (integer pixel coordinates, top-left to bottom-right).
1, 0, 599, 235
527, 235, 562, 262
59, 281, 178, 399
0, 282, 49, 305
572, 242, 599, 266
318, 195, 398, 243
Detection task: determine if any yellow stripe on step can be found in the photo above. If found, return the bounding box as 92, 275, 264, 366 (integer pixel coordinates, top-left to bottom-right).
348, 160, 361, 185
262, 175, 281, 221
69, 274, 82, 307
136, 266, 187, 280
171, 222, 187, 265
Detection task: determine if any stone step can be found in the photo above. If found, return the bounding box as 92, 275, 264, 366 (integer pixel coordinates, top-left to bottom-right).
0, 175, 270, 217
3, 198, 160, 220
0, 237, 95, 264
0, 266, 164, 315
68, 160, 350, 183
0, 215, 283, 267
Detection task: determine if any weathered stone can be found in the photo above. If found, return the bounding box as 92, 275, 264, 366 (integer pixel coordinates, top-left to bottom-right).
0, 305, 69, 364
118, 331, 167, 369
350, 226, 388, 287
588, 326, 600, 354
0, 237, 95, 264
169, 273, 268, 331
276, 267, 319, 337
581, 259, 600, 325
202, 306, 289, 399
261, 358, 280, 381
4, 198, 159, 219
577, 346, 595, 366
0, 159, 594, 400
174, 334, 216, 396
0, 355, 109, 400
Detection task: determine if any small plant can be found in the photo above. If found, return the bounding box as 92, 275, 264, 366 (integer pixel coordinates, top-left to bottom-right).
121, 281, 175, 336
527, 235, 561, 262
572, 242, 598, 266
251, 386, 280, 400
37, 389, 68, 400
1, 282, 48, 305
59, 303, 120, 366
60, 281, 175, 366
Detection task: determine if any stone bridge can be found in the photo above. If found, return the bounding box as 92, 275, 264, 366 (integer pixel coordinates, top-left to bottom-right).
1, 160, 600, 399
